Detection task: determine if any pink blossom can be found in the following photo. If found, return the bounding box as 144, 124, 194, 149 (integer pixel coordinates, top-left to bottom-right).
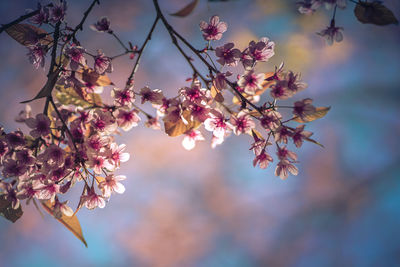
87, 154, 113, 174
204, 110, 231, 138
91, 110, 117, 134
317, 23, 344, 45
5, 131, 26, 148
275, 160, 299, 179
249, 139, 267, 156
15, 105, 32, 123
297, 0, 321, 14
182, 129, 205, 150
230, 110, 255, 135
16, 149, 35, 166
277, 146, 297, 161
25, 113, 51, 138
199, 15, 227, 41
189, 104, 210, 122
49, 1, 67, 23
112, 87, 135, 108
215, 43, 241, 66
81, 189, 106, 210
238, 70, 264, 95
140, 86, 164, 105
29, 4, 49, 25
270, 80, 292, 100
181, 84, 207, 104
274, 126, 292, 144
16, 182, 37, 200
86, 134, 108, 152
34, 182, 60, 202
114, 108, 141, 131
27, 44, 47, 69
39, 144, 65, 168
145, 117, 161, 130
0, 182, 20, 209
94, 50, 112, 74
211, 135, 225, 149
53, 199, 74, 218
2, 159, 27, 177
253, 151, 273, 169
90, 16, 111, 33
65, 45, 86, 67
242, 37, 275, 68
99, 175, 126, 198
260, 110, 282, 131
285, 71, 307, 93
293, 125, 313, 148
107, 143, 130, 167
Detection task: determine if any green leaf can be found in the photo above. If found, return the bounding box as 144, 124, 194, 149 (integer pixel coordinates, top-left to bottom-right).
354, 1, 399, 26
5, 23, 53, 46
41, 200, 88, 247
0, 195, 23, 223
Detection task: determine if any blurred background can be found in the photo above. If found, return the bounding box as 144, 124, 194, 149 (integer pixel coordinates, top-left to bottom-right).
0, 0, 400, 266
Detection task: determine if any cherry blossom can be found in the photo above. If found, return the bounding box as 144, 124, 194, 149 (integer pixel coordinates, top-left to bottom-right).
182, 129, 205, 150
199, 15, 227, 41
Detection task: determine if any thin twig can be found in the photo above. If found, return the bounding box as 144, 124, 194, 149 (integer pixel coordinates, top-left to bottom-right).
125, 16, 160, 87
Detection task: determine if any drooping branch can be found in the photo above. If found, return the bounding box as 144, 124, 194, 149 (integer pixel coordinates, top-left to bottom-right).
152, 0, 264, 114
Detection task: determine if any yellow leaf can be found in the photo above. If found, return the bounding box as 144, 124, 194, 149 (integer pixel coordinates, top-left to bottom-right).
170, 0, 199, 17
293, 107, 330, 123
41, 200, 88, 247
95, 176, 105, 184
163, 110, 201, 137
5, 23, 53, 46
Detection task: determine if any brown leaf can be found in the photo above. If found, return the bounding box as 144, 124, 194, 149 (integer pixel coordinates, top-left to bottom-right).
210, 86, 224, 103
170, 0, 199, 17
293, 107, 330, 123
41, 200, 88, 247
77, 67, 113, 87
163, 110, 201, 137
5, 23, 53, 46
0, 195, 23, 223
354, 1, 399, 26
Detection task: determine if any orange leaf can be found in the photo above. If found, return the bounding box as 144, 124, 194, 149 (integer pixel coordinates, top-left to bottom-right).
170, 0, 199, 17
293, 107, 330, 123
41, 200, 88, 247
5, 23, 53, 46
163, 110, 201, 137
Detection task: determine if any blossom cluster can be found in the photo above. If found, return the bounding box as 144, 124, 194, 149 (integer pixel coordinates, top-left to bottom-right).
1, 1, 327, 227
1, 1, 138, 218
129, 15, 324, 180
